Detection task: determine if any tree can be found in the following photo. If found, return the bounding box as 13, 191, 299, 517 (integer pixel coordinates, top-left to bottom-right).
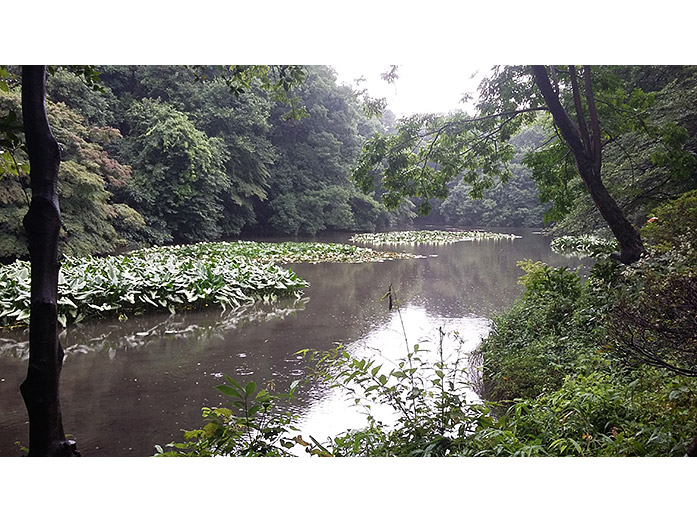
2, 65, 308, 456
252, 65, 392, 235
548, 68, 697, 236
530, 66, 644, 263
353, 65, 695, 264
20, 65, 78, 456
119, 98, 229, 244
0, 88, 143, 261
438, 123, 549, 227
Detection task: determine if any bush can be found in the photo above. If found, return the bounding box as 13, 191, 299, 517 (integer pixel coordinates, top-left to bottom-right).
155, 376, 318, 456
642, 189, 697, 256
463, 368, 697, 456
474, 261, 589, 403
606, 251, 697, 376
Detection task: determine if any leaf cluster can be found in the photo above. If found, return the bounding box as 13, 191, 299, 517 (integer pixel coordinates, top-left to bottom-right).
155, 375, 309, 457
0, 241, 310, 328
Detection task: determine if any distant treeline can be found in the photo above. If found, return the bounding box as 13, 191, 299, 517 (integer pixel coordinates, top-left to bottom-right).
0, 65, 547, 262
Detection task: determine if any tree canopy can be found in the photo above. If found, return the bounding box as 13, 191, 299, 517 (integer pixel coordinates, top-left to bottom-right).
352, 65, 697, 263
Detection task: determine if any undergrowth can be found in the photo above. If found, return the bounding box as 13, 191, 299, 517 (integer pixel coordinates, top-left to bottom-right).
159, 193, 697, 457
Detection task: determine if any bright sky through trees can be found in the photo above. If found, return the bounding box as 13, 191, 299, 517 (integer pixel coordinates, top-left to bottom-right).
333, 64, 490, 117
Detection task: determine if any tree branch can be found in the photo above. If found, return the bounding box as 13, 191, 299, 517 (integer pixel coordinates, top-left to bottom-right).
583, 66, 603, 174
531, 66, 587, 160
415, 107, 549, 141
569, 66, 593, 157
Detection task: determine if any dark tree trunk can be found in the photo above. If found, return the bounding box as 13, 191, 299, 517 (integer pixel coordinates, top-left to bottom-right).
531, 65, 646, 265
20, 66, 79, 457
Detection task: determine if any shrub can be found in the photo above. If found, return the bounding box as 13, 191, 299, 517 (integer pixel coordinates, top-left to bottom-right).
474, 261, 588, 403
642, 189, 697, 256
606, 252, 697, 376
463, 368, 697, 456
155, 376, 317, 456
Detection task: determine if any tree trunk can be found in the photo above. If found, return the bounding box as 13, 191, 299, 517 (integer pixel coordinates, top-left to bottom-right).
574, 157, 646, 264
20, 66, 79, 456
531, 65, 646, 264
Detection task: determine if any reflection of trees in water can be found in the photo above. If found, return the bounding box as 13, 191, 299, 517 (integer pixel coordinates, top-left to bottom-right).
0, 298, 315, 456
0, 298, 310, 361
291, 233, 588, 326
0, 232, 590, 455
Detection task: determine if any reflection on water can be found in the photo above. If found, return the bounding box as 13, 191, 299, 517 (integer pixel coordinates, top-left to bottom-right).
296, 306, 491, 446
0, 229, 591, 456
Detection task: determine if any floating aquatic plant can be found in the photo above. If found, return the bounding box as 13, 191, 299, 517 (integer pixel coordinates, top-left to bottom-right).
0, 240, 411, 329
167, 240, 414, 264
349, 230, 520, 245
550, 235, 617, 257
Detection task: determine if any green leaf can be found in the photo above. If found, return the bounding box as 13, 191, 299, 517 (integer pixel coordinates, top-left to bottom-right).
224, 375, 242, 389
245, 381, 257, 397
215, 385, 242, 398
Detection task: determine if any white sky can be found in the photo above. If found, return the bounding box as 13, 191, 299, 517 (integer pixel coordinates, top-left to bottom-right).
333, 64, 491, 117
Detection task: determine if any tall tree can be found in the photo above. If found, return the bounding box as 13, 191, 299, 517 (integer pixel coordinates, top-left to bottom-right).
254, 65, 388, 235
0, 88, 143, 261
2, 65, 308, 455
119, 98, 228, 244
530, 65, 644, 263
354, 65, 694, 264
20, 65, 78, 456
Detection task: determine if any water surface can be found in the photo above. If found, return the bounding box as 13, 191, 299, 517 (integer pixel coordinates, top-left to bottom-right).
0, 229, 590, 456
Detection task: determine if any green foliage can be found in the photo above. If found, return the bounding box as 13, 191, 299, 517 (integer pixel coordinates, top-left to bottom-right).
550, 235, 618, 258
0, 89, 143, 260
349, 229, 519, 245
516, 260, 582, 299
93, 65, 389, 239
352, 65, 697, 248
352, 110, 519, 215
552, 67, 697, 236
311, 329, 481, 457
255, 66, 389, 235
439, 164, 547, 227
47, 68, 117, 127
351, 66, 546, 216
199, 239, 413, 264
0, 67, 26, 180
436, 123, 549, 227
155, 376, 308, 457
0, 240, 414, 328
0, 241, 310, 328
605, 249, 697, 376
463, 368, 697, 456
119, 98, 229, 244
164, 248, 697, 457
267, 186, 357, 235
474, 261, 590, 403
191, 65, 308, 120
522, 138, 577, 222
642, 189, 697, 255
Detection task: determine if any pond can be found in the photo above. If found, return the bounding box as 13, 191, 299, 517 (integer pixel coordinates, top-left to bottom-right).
0, 229, 591, 456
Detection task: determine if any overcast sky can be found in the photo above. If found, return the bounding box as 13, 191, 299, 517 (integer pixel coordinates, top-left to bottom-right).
333, 63, 491, 117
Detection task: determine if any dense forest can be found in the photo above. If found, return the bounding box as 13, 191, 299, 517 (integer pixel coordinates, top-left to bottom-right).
2, 64, 697, 462
0, 65, 549, 263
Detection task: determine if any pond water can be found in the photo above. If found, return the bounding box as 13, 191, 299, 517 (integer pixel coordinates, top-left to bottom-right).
0, 229, 590, 456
